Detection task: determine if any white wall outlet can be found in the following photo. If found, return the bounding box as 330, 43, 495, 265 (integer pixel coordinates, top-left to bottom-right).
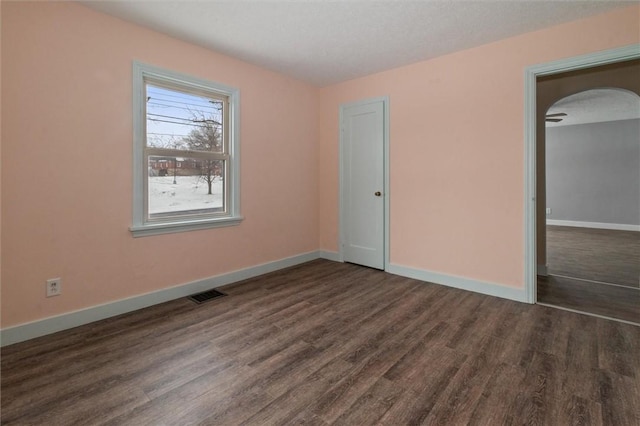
46, 278, 62, 297
545, 207, 552, 215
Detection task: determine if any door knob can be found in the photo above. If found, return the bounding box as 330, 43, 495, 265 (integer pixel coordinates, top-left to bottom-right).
374, 191, 382, 196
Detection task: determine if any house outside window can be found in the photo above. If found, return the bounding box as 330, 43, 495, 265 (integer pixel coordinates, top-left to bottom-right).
130, 62, 242, 237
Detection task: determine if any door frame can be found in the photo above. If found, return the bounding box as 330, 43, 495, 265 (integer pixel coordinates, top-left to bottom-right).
339, 96, 390, 270
523, 44, 640, 303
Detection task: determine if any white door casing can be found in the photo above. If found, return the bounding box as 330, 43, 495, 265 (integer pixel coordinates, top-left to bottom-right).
340, 97, 389, 270
523, 44, 640, 303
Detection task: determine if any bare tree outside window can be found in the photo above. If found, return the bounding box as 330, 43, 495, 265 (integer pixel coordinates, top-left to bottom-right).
183, 102, 224, 195
145, 83, 228, 217
131, 62, 241, 237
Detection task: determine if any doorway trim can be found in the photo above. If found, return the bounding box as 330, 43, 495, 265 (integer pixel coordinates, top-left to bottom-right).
523, 44, 640, 304
339, 96, 390, 270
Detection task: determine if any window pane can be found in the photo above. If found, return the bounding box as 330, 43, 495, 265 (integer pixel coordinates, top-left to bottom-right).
146, 83, 224, 153
148, 156, 225, 218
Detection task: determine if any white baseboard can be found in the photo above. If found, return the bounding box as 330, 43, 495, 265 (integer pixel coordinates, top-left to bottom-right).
0, 252, 530, 346
319, 250, 341, 262
546, 219, 639, 232
537, 264, 548, 277
386, 264, 528, 303
0, 251, 320, 347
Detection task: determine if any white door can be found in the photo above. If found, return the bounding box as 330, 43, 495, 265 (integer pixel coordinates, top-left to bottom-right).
340, 98, 386, 270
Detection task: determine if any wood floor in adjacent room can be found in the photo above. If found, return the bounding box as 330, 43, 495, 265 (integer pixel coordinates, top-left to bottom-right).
546, 225, 640, 289
540, 225, 640, 324
2, 260, 639, 425
538, 274, 640, 324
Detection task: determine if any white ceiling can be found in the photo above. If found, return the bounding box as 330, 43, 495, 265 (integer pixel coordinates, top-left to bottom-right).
81, 0, 635, 87
546, 89, 640, 127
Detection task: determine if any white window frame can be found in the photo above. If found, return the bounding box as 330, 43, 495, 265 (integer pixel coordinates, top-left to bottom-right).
130, 62, 242, 237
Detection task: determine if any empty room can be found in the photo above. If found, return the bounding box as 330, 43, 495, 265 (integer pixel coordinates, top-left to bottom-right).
1, 1, 639, 425
538, 85, 640, 323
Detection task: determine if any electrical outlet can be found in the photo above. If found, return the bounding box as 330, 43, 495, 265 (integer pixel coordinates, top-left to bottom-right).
545, 207, 552, 215
46, 278, 62, 297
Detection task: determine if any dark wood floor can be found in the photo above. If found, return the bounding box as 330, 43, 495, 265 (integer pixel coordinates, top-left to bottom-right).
538, 275, 640, 324
2, 260, 639, 425
542, 225, 640, 324
547, 225, 640, 289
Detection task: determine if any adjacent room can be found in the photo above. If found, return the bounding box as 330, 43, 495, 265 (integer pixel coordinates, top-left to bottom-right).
2, 1, 639, 424
538, 87, 640, 323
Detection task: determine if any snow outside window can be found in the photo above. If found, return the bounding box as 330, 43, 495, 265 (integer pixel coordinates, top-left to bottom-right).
130, 62, 242, 237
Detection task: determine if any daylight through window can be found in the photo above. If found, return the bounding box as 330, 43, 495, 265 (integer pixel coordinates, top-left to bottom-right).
131, 63, 241, 237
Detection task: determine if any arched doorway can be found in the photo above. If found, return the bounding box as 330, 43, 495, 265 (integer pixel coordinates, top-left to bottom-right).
537, 88, 640, 323
524, 48, 640, 324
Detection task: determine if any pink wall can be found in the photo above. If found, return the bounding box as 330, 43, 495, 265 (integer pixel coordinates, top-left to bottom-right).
1, 2, 319, 327
318, 5, 640, 288
2, 2, 639, 329
0, 1, 3, 327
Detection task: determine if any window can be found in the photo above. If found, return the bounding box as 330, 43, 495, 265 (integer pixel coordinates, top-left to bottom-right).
131, 62, 242, 237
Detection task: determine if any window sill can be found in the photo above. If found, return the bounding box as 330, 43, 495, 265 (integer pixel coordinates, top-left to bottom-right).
130, 215, 243, 237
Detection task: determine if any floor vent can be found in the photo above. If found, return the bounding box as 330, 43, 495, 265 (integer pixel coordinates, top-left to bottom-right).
188, 289, 227, 304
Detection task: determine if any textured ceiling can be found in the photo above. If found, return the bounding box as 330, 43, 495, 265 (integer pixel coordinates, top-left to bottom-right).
546, 89, 640, 127
81, 0, 635, 87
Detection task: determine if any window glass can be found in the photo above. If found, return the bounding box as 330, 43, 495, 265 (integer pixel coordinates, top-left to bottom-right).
131, 62, 241, 237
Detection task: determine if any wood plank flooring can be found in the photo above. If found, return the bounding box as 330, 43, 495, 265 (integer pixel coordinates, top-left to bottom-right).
543, 225, 640, 324
2, 260, 639, 425
546, 225, 640, 289
538, 275, 640, 324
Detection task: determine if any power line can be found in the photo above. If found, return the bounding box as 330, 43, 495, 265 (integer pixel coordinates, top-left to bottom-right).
148, 94, 222, 109
148, 113, 195, 122
146, 96, 219, 110
148, 101, 222, 115
147, 113, 222, 126
147, 87, 223, 104
147, 132, 191, 137
147, 117, 210, 128
149, 99, 218, 111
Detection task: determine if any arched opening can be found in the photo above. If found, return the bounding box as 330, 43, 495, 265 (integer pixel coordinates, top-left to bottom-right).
537, 87, 640, 322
